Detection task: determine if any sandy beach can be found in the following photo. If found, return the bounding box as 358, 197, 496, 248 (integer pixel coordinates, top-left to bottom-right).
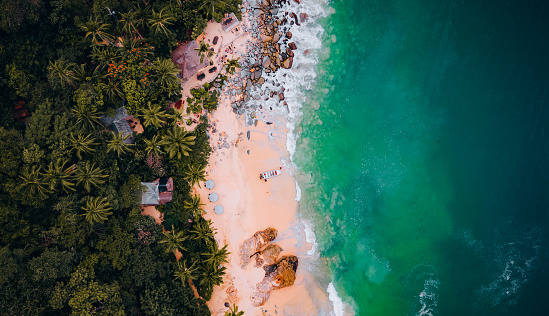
173, 9, 332, 316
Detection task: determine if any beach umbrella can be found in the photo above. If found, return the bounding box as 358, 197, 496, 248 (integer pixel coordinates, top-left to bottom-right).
214, 205, 224, 214
209, 193, 219, 202
205, 179, 215, 189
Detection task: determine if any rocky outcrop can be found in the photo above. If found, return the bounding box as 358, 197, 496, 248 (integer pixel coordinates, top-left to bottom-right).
251, 255, 299, 306
239, 228, 278, 268
254, 244, 282, 267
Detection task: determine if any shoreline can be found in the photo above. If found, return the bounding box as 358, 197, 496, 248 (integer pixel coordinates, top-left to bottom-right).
177, 0, 337, 314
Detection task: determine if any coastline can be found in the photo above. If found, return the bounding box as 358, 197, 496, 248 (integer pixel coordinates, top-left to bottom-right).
177, 0, 337, 314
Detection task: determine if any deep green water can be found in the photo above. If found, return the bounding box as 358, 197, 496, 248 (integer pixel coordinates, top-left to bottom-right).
294, 0, 549, 314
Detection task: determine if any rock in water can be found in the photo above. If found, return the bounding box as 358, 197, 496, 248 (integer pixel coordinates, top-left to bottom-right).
288, 42, 297, 50
286, 31, 292, 39
300, 13, 308, 22
251, 255, 299, 306
281, 57, 293, 69
239, 228, 278, 267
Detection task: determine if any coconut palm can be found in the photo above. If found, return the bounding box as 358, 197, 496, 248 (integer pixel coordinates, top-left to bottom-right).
159, 225, 188, 254
99, 78, 124, 101
194, 41, 214, 64
151, 58, 180, 89
189, 219, 215, 245
47, 59, 76, 88
69, 132, 97, 159
140, 101, 167, 128
70, 64, 103, 84
42, 158, 75, 193
81, 17, 115, 45
107, 132, 134, 157
173, 260, 199, 284
202, 243, 230, 267
224, 58, 241, 75
199, 264, 226, 294
159, 127, 196, 160
119, 11, 141, 37
75, 161, 107, 192
148, 8, 175, 37
225, 304, 244, 316
72, 102, 103, 132
131, 3, 151, 30
184, 194, 205, 218
82, 196, 112, 225
199, 0, 227, 21
184, 163, 207, 188
89, 46, 120, 67
143, 134, 163, 156
18, 165, 51, 199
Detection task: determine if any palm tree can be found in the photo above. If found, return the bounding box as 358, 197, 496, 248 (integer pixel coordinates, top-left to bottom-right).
148, 8, 175, 37
81, 17, 115, 45
18, 165, 51, 199
173, 260, 199, 284
143, 134, 163, 156
107, 132, 134, 157
69, 132, 97, 159
151, 59, 180, 89
224, 58, 241, 75
159, 127, 196, 160
89, 45, 120, 66
131, 3, 151, 30
194, 41, 214, 64
140, 101, 167, 128
75, 161, 107, 192
99, 78, 124, 101
202, 243, 230, 267
225, 304, 244, 316
119, 11, 141, 37
159, 225, 188, 254
189, 219, 215, 245
70, 64, 103, 84
47, 59, 76, 88
199, 264, 226, 294
72, 102, 103, 132
199, 0, 227, 21
184, 164, 207, 188
42, 158, 75, 193
184, 194, 205, 219
82, 196, 112, 225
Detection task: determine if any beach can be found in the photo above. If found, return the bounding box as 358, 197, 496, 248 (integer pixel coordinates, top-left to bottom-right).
174, 3, 332, 315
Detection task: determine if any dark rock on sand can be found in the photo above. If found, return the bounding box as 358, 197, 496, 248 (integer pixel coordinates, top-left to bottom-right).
251, 255, 299, 306
239, 228, 278, 267
289, 42, 297, 50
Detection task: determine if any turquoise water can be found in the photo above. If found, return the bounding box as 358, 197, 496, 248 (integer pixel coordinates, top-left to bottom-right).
295, 0, 549, 314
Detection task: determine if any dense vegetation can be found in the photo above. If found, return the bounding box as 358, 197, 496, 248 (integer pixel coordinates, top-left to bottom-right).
0, 0, 240, 315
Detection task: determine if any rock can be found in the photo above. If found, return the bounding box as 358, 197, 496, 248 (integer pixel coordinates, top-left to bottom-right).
300, 13, 308, 22
278, 93, 285, 100
273, 32, 281, 43
304, 49, 311, 55
290, 12, 300, 26
258, 77, 266, 85
281, 57, 293, 69
287, 47, 294, 57
239, 228, 278, 268
254, 244, 282, 267
293, 0, 300, 3
288, 42, 297, 50
286, 31, 292, 39
251, 255, 299, 306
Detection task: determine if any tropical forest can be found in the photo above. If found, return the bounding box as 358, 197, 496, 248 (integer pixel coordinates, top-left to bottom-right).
0, 0, 240, 315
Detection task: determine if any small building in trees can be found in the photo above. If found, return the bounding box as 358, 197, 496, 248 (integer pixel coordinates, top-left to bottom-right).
100, 106, 135, 144
141, 177, 174, 205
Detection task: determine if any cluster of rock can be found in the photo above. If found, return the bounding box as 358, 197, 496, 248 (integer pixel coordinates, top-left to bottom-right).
224, 0, 306, 124
239, 228, 299, 306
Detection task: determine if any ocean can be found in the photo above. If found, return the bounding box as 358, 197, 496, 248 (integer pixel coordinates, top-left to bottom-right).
290, 0, 549, 315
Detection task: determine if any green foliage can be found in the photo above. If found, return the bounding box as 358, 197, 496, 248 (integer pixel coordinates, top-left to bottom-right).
192, 17, 208, 40
225, 304, 245, 316
82, 196, 112, 225
96, 222, 133, 270
107, 131, 134, 157
160, 127, 196, 160
185, 163, 207, 188
118, 174, 145, 209
28, 248, 75, 283
159, 225, 188, 255
122, 79, 146, 115
75, 161, 107, 192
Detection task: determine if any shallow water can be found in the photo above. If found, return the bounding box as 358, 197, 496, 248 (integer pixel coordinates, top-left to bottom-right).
294, 0, 549, 314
